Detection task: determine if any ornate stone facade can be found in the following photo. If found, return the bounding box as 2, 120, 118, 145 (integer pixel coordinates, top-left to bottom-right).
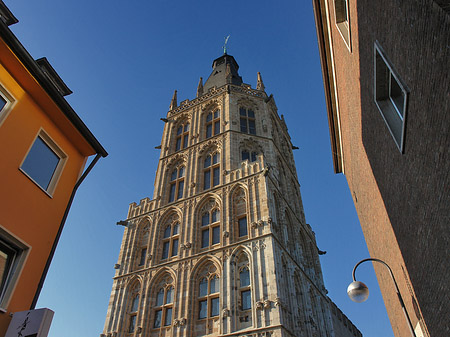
101, 54, 360, 337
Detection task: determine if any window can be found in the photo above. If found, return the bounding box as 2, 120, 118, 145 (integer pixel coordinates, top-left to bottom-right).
161, 222, 179, 260
241, 150, 257, 162
201, 209, 220, 249
238, 216, 248, 237
175, 123, 189, 151
0, 96, 6, 112
233, 188, 248, 239
128, 293, 139, 333
0, 231, 29, 309
203, 153, 220, 190
374, 42, 408, 152
206, 110, 220, 139
334, 0, 351, 47
198, 275, 219, 320
168, 166, 185, 202
239, 107, 256, 135
20, 132, 66, 195
0, 87, 14, 127
154, 286, 174, 328
138, 248, 147, 266
239, 267, 251, 310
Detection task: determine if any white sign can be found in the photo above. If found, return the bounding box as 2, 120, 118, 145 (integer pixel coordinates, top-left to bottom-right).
5, 308, 54, 337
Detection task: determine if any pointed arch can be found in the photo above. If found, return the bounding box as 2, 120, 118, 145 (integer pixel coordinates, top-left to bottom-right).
230, 184, 249, 241
123, 277, 142, 335
156, 209, 181, 262
202, 101, 221, 140
134, 218, 151, 270
194, 194, 222, 251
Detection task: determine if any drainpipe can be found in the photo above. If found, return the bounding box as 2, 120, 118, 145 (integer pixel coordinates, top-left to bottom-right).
30, 153, 102, 309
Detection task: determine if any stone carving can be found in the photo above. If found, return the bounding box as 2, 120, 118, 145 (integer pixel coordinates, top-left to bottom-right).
174, 318, 186, 326
222, 308, 230, 317
181, 242, 191, 250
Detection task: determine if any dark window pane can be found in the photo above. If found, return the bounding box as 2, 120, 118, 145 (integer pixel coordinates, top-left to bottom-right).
242, 290, 251, 310
239, 217, 248, 237
202, 213, 209, 226
171, 238, 178, 256
211, 297, 219, 317
175, 137, 181, 151
212, 210, 219, 223
172, 223, 179, 235
242, 150, 249, 161
171, 169, 177, 181
213, 153, 219, 164
154, 309, 162, 328
206, 112, 212, 122
164, 307, 172, 326
156, 289, 164, 306
213, 167, 220, 186
166, 287, 174, 304
179, 166, 185, 177
214, 110, 219, 119
139, 248, 147, 266
131, 294, 139, 312
206, 124, 212, 138
240, 118, 247, 133
248, 109, 255, 118
239, 107, 246, 116
204, 171, 211, 190
212, 226, 220, 245
168, 183, 176, 202
21, 137, 60, 190
214, 121, 220, 135
249, 120, 256, 134
129, 315, 136, 333
183, 134, 188, 148
162, 242, 169, 259
199, 278, 208, 297
210, 276, 219, 294
204, 156, 211, 168
201, 229, 209, 248
240, 268, 250, 287
177, 180, 184, 199
0, 242, 16, 293
390, 75, 404, 118
251, 152, 257, 162
0, 96, 6, 111
177, 126, 183, 135
164, 226, 171, 238
184, 123, 189, 132
198, 300, 207, 319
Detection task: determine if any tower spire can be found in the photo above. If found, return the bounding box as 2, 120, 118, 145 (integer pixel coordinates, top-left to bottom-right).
197, 77, 203, 97
169, 90, 177, 110
257, 72, 265, 91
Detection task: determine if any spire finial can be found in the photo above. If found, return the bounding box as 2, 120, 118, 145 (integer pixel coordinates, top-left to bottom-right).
197, 77, 204, 97
222, 35, 230, 55
257, 72, 265, 91
169, 90, 177, 110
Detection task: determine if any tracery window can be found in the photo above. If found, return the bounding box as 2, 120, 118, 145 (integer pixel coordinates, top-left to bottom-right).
203, 153, 220, 190
233, 188, 248, 239
161, 221, 179, 260
201, 209, 220, 249
239, 267, 251, 310
175, 122, 189, 151
241, 150, 257, 162
198, 274, 219, 320
235, 254, 252, 328
169, 166, 185, 202
136, 223, 149, 269
127, 284, 140, 334
153, 286, 174, 328
239, 107, 256, 135
206, 109, 220, 139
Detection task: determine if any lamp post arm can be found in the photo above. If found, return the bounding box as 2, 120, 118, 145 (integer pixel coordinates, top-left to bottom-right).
352, 258, 417, 337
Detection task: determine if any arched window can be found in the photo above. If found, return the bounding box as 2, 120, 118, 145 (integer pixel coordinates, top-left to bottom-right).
169, 166, 185, 202
233, 188, 248, 239
203, 153, 220, 190
241, 150, 257, 162
175, 122, 189, 151
206, 109, 220, 139
235, 254, 252, 329
161, 222, 179, 260
239, 267, 251, 310
239, 107, 256, 135
127, 285, 140, 334
198, 275, 219, 320
153, 286, 174, 328
136, 223, 150, 269
201, 209, 220, 249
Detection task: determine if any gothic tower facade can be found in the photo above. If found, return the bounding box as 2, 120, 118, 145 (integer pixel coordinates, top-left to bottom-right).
101, 54, 360, 337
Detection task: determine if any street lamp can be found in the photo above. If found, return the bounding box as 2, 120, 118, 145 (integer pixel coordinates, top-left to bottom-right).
347, 258, 417, 337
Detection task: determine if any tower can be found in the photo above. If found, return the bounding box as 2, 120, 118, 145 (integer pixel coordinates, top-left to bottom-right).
101, 54, 360, 337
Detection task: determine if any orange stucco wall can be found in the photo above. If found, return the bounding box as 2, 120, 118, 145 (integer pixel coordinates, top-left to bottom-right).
0, 39, 95, 334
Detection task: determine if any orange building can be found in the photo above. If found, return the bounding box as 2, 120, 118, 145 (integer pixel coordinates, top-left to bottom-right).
0, 2, 107, 334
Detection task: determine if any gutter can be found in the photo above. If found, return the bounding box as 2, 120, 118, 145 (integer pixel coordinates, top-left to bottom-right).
30, 153, 102, 309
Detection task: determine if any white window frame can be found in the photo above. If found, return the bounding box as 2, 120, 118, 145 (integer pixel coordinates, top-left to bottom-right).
0, 84, 15, 128
0, 226, 30, 312
334, 0, 351, 50
19, 129, 67, 196
374, 42, 409, 152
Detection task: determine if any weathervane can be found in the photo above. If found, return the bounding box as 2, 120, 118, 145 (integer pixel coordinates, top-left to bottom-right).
223, 35, 230, 54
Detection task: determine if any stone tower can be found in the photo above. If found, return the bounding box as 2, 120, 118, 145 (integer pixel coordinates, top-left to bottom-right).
101, 54, 360, 337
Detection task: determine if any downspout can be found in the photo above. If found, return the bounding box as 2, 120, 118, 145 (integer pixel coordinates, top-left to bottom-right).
30, 153, 102, 309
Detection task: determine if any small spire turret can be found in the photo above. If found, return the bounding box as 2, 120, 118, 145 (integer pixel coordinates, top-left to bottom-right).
197, 77, 203, 97
169, 90, 177, 110
257, 72, 265, 91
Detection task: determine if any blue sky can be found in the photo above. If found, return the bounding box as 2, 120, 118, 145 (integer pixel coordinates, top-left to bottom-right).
6, 1, 394, 336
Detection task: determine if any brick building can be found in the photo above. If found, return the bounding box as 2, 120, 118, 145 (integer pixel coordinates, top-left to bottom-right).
313, 1, 449, 336
101, 54, 361, 336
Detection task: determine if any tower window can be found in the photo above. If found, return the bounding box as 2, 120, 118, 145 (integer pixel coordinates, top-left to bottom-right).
239, 267, 251, 310
127, 289, 140, 333
239, 107, 256, 135
168, 166, 185, 202
198, 275, 219, 319
201, 209, 220, 249
154, 286, 174, 328
175, 123, 189, 151
374, 42, 408, 152
238, 216, 248, 237
241, 150, 257, 162
203, 153, 220, 190
138, 248, 147, 266
161, 222, 179, 260
206, 109, 220, 139
334, 0, 350, 47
